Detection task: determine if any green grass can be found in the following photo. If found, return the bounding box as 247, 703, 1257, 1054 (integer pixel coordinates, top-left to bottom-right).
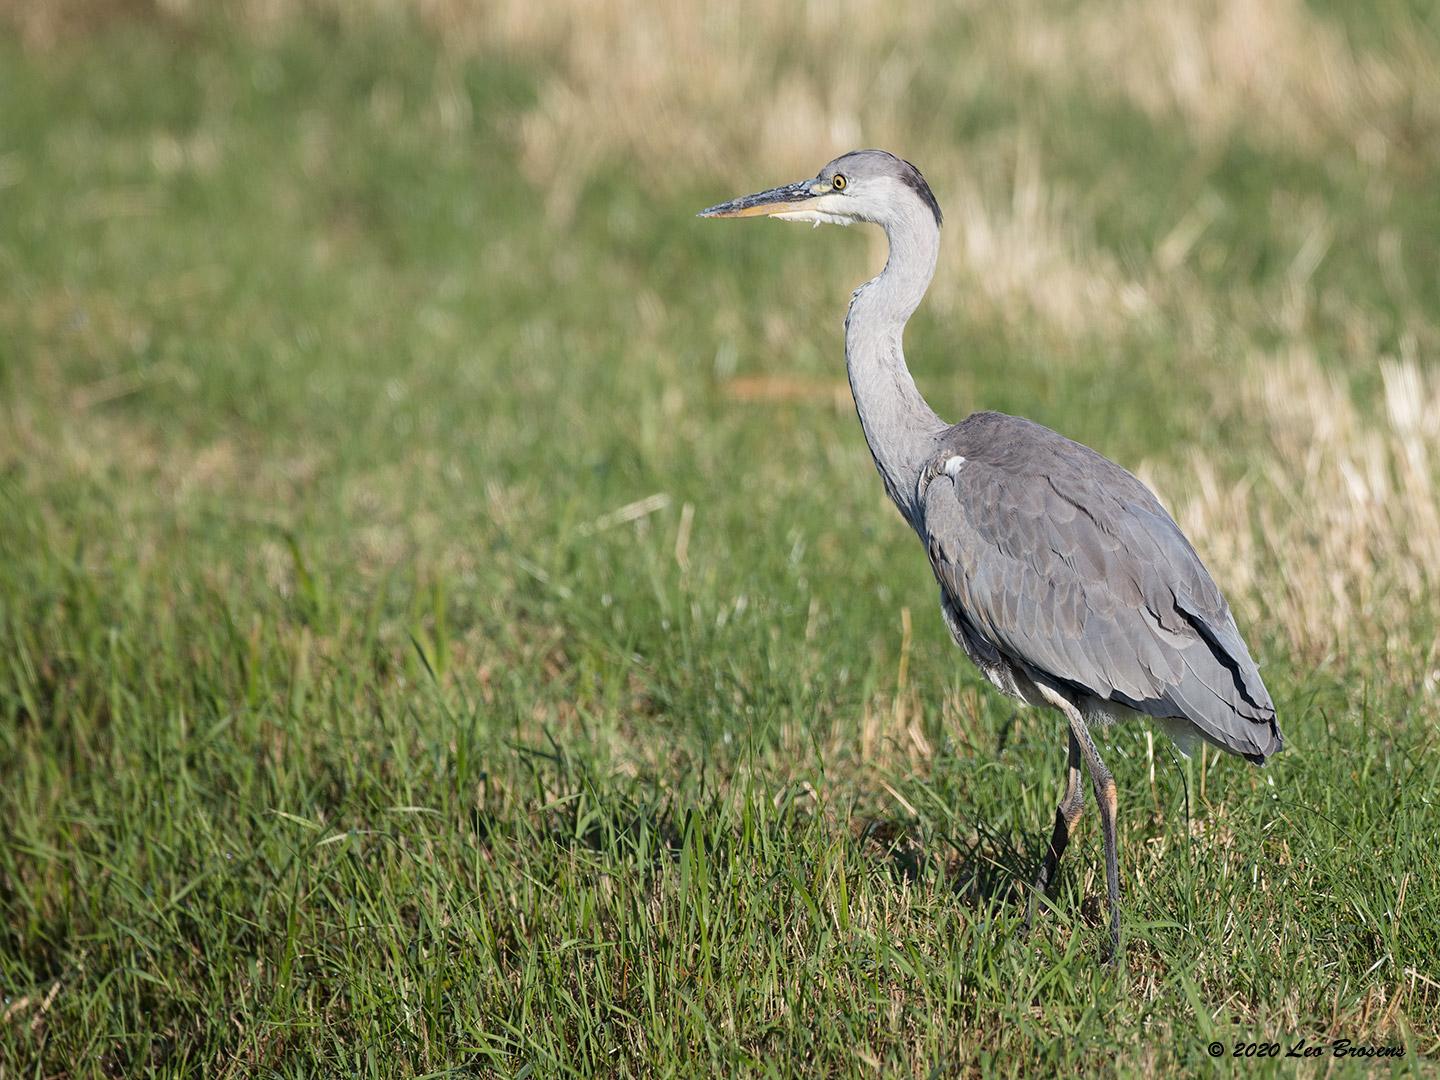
2, 9, 1439, 1076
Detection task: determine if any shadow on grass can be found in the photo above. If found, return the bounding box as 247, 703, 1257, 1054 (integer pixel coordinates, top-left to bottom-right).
495, 740, 1102, 925
854, 813, 1032, 906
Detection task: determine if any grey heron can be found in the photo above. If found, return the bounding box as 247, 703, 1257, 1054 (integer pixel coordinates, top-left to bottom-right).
700, 149, 1283, 960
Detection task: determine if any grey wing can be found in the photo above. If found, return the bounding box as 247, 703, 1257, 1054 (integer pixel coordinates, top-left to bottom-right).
921, 418, 1282, 762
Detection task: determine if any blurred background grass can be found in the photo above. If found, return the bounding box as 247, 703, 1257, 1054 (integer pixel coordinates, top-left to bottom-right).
2, 1, 1439, 1075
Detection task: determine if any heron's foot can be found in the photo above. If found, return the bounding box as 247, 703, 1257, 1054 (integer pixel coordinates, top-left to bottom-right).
1100, 916, 1123, 966
1022, 888, 1049, 937
1022, 903, 1036, 937
1101, 937, 1122, 967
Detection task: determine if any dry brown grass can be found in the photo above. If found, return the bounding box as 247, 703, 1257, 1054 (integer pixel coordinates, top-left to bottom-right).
1012, 0, 1440, 158
934, 141, 1149, 336
16, 0, 1429, 343
1164, 349, 1440, 672
466, 0, 953, 225
460, 0, 1157, 336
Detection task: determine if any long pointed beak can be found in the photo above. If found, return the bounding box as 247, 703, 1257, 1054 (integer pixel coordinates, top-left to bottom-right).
698, 180, 822, 219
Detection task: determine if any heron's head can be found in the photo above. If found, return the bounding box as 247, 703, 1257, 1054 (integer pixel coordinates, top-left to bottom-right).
698, 149, 941, 231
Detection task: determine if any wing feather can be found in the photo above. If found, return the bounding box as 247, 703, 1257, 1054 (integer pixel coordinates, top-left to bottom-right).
922, 412, 1283, 761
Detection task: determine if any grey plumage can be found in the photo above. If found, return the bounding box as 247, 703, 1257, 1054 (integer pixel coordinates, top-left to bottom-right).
920, 411, 1281, 762
700, 148, 1284, 960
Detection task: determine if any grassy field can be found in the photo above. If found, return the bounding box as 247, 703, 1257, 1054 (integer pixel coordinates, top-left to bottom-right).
3, 1, 1440, 1075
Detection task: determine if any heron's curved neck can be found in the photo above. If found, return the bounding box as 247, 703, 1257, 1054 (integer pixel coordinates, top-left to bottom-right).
844, 203, 947, 528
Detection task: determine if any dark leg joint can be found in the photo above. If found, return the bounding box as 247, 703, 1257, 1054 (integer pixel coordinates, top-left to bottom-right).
1026, 731, 1084, 932
1026, 808, 1071, 931
1036, 685, 1124, 964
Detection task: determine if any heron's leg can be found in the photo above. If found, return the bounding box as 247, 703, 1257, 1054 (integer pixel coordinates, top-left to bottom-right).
1025, 729, 1084, 930
1081, 724, 1123, 962
1037, 687, 1123, 962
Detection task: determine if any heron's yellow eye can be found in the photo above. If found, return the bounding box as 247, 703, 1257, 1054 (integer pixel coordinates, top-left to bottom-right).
832, 174, 847, 191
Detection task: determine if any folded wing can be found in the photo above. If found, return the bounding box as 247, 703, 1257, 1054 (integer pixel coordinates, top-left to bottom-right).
922, 412, 1282, 762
